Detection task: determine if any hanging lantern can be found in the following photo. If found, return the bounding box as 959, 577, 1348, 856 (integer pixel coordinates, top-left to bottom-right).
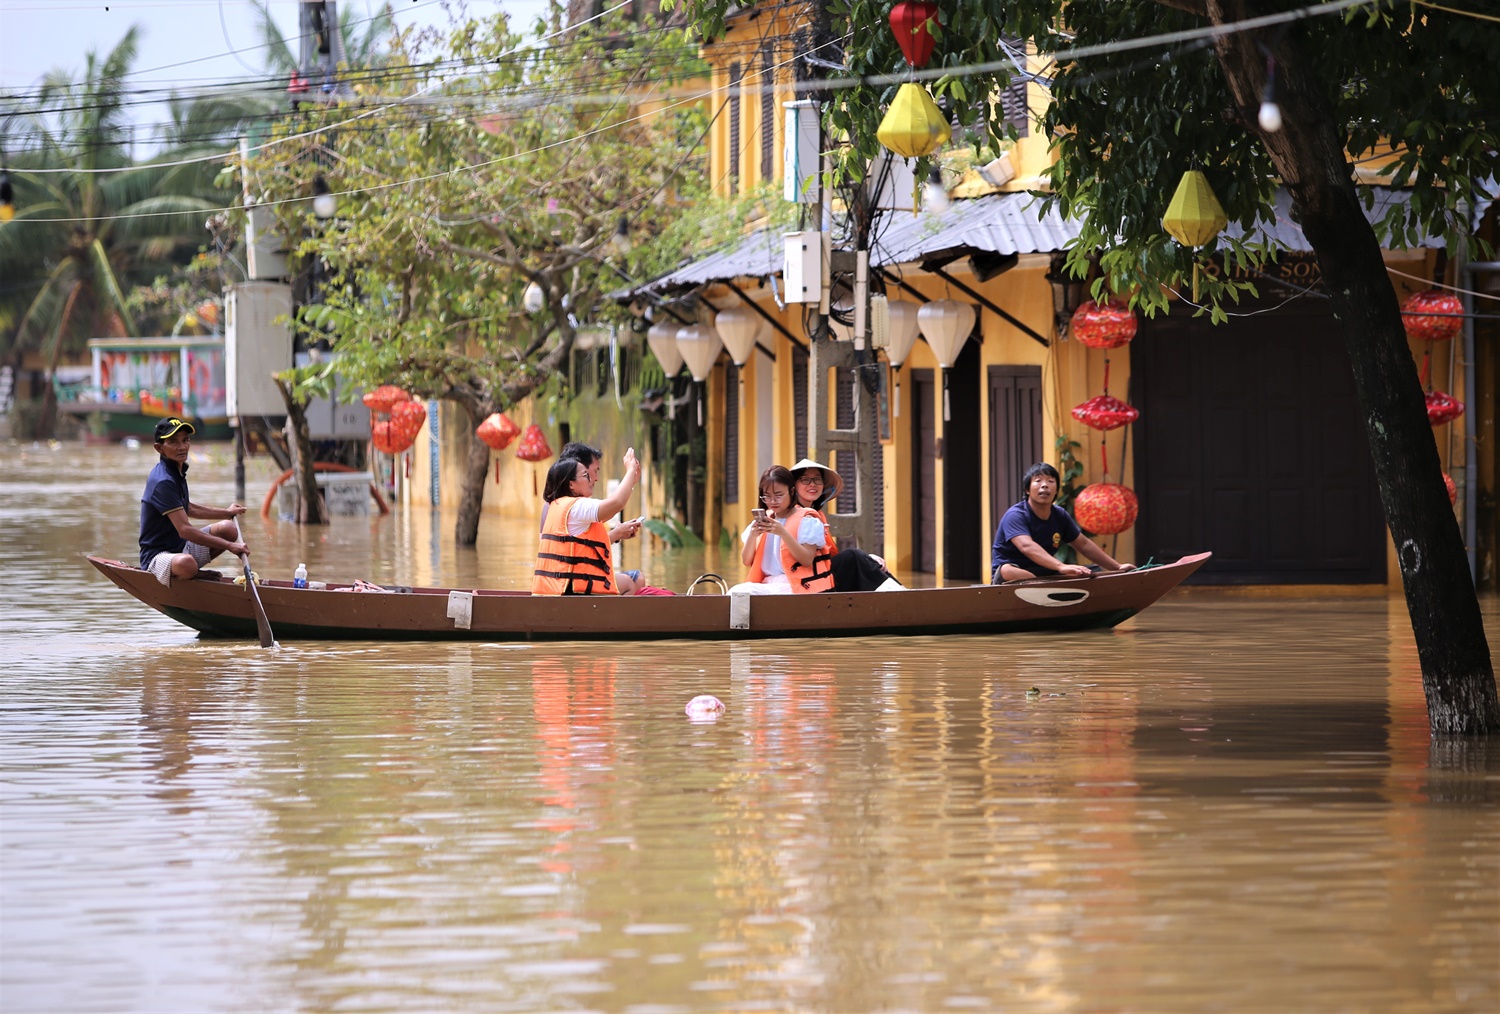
1401, 289, 1463, 343
515, 424, 553, 462
390, 400, 427, 447
884, 299, 921, 368
714, 305, 765, 366
1162, 170, 1228, 301
1073, 483, 1139, 535
916, 299, 976, 368
1070, 300, 1137, 348
1443, 472, 1457, 505
876, 83, 952, 159
675, 324, 724, 382
646, 321, 685, 377
1426, 390, 1465, 426
1072, 395, 1139, 431
476, 412, 521, 450
889, 0, 940, 69
362, 385, 411, 414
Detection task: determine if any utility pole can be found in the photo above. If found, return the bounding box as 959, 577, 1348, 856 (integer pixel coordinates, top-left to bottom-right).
295, 1, 349, 101
800, 6, 879, 552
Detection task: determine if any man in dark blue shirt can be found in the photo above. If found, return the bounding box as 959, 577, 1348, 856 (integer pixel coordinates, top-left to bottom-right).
139, 417, 249, 585
991, 462, 1132, 582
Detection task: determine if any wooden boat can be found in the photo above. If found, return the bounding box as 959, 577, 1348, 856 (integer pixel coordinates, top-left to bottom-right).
87, 552, 1210, 642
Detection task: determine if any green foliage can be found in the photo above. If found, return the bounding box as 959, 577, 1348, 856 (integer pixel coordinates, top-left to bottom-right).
643, 515, 705, 549
1053, 435, 1084, 513
676, 1, 1500, 320
242, 8, 713, 415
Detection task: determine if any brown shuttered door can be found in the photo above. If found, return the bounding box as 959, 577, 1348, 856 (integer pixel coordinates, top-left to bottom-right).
988, 365, 1044, 531
724, 363, 739, 504
1131, 310, 1384, 583
911, 368, 937, 573
943, 340, 983, 581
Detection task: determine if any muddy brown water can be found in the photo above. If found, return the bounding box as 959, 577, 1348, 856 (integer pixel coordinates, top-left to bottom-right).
2, 441, 1497, 1012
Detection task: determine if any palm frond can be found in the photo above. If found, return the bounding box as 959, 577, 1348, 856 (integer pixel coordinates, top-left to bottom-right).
86, 237, 136, 337
13, 259, 80, 349
253, 1, 298, 75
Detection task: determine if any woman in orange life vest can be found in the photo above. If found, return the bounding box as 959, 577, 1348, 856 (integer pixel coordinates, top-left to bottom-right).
532, 447, 641, 596
728, 465, 837, 595
788, 459, 904, 592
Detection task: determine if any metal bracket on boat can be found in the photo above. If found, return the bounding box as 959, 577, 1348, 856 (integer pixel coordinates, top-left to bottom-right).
729, 592, 751, 630
447, 590, 474, 629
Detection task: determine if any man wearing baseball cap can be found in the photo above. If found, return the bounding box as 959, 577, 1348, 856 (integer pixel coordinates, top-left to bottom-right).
139, 417, 250, 585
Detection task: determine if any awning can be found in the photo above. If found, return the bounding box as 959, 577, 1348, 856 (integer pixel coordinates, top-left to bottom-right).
620, 186, 1473, 300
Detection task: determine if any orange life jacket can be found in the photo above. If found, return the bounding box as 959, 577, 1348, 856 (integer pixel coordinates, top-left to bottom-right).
532, 496, 618, 595
745, 505, 836, 593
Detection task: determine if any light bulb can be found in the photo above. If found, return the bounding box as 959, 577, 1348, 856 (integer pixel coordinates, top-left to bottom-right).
922, 166, 951, 214
610, 214, 632, 255
1258, 100, 1282, 133
523, 281, 546, 314
311, 174, 336, 219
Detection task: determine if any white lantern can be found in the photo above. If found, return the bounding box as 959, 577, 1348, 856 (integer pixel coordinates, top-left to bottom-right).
885, 299, 921, 368
646, 321, 684, 377
828, 295, 855, 342
676, 324, 723, 382
917, 299, 976, 368
714, 305, 764, 366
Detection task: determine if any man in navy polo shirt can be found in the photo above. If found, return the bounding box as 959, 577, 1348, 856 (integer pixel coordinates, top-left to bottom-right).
991, 462, 1132, 583
139, 417, 250, 585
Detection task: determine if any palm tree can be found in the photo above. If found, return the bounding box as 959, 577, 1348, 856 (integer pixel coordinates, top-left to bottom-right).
0, 27, 242, 435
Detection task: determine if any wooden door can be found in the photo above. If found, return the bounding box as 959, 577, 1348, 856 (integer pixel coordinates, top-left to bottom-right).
1131, 312, 1385, 583
988, 365, 1044, 530
911, 368, 936, 572
943, 341, 983, 581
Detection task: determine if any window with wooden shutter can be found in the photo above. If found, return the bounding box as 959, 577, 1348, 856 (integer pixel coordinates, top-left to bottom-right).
728, 62, 742, 194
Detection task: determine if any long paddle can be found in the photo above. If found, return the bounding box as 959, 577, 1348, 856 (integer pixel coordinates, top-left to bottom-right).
242, 556, 275, 647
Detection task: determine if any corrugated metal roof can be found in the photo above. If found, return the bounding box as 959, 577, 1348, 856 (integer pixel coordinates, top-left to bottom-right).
872, 192, 1082, 266
626, 186, 1470, 297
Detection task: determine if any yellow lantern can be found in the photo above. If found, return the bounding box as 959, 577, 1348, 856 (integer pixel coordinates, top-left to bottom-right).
1162, 170, 1228, 301
876, 82, 952, 159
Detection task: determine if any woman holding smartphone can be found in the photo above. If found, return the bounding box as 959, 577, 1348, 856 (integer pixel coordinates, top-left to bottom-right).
788, 459, 904, 592
728, 465, 837, 595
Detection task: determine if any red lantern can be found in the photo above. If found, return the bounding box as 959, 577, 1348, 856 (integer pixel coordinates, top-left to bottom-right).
390, 399, 427, 445
1401, 289, 1463, 343
362, 385, 411, 414
889, 0, 940, 69
515, 424, 553, 463
1425, 389, 1465, 426
1073, 483, 1139, 535
1070, 300, 1138, 349
371, 419, 416, 455
1443, 472, 1457, 505
1072, 394, 1139, 431
476, 412, 521, 450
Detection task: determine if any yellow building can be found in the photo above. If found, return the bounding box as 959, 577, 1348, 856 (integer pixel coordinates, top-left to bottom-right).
620, 6, 1494, 590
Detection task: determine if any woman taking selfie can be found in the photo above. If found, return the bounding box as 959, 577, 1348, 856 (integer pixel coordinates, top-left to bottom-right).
728, 465, 837, 595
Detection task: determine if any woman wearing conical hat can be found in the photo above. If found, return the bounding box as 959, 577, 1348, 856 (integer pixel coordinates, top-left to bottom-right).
788, 458, 904, 592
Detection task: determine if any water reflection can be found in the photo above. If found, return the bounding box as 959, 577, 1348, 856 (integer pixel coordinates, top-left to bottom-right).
2, 442, 1499, 1012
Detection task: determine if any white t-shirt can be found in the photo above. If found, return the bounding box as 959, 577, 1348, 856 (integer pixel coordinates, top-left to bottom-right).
565, 497, 603, 537
741, 515, 827, 577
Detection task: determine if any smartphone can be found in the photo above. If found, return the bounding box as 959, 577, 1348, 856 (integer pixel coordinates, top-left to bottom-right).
751, 508, 767, 522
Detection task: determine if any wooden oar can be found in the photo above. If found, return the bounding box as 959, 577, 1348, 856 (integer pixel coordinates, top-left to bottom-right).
242, 557, 275, 647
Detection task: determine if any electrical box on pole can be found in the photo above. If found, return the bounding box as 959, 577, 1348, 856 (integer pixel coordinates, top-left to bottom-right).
783, 100, 821, 203
783, 231, 829, 304
226, 282, 293, 418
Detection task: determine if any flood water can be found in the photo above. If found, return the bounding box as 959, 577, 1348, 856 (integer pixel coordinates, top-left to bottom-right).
3, 441, 1498, 1013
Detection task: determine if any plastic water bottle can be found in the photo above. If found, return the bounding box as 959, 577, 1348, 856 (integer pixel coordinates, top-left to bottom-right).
294, 563, 308, 589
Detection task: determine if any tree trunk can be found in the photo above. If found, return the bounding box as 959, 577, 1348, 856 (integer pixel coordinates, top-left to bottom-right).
452, 398, 495, 547
274, 377, 329, 526
1211, 1, 1498, 735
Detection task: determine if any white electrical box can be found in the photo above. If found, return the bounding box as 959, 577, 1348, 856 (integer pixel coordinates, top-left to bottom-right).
245, 204, 289, 280
783, 231, 828, 304
868, 151, 918, 212
783, 100, 821, 203
290, 358, 371, 440
226, 282, 293, 418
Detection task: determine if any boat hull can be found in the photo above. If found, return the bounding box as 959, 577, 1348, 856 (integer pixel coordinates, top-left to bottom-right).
88, 553, 1211, 642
